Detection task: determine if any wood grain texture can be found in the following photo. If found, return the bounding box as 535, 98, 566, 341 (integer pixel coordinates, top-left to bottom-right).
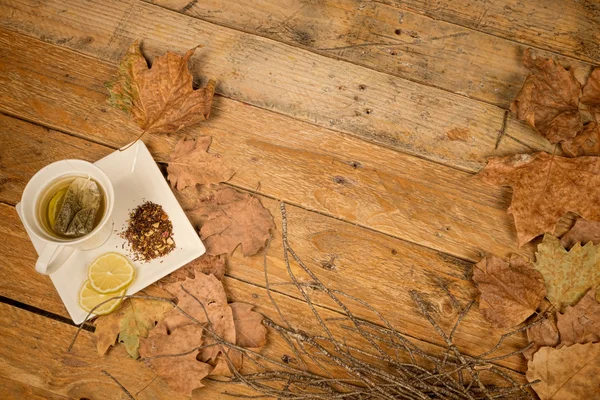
0, 0, 552, 173
149, 0, 593, 109
383, 0, 600, 64
0, 376, 69, 400
0, 30, 538, 263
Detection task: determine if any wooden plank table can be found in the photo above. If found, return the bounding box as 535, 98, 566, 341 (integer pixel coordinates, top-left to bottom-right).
0, 0, 595, 398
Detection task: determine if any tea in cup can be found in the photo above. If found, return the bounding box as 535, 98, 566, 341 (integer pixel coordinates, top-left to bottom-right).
20, 160, 115, 275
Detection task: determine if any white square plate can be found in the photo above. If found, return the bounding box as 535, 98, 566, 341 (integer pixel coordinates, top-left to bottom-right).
16, 141, 205, 324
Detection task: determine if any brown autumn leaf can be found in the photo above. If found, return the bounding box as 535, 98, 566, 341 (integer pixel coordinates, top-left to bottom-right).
189, 185, 275, 256
557, 288, 600, 347
94, 297, 173, 359
167, 136, 235, 190
158, 254, 226, 287
524, 315, 559, 361
473, 254, 546, 328
479, 152, 600, 246
581, 67, 600, 112
534, 235, 600, 312
106, 41, 215, 135
561, 122, 600, 156
511, 49, 582, 144
526, 343, 600, 400
560, 68, 600, 156
230, 302, 267, 349
560, 218, 600, 249
162, 273, 236, 362
209, 350, 243, 377
140, 322, 212, 396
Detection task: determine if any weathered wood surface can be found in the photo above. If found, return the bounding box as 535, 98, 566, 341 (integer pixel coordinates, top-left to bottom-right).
0, 0, 554, 173
0, 115, 528, 372
0, 376, 70, 400
0, 29, 538, 265
383, 0, 600, 64
1, 0, 589, 396
149, 0, 594, 108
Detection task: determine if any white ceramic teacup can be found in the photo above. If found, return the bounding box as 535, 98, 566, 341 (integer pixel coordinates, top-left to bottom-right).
20, 160, 115, 275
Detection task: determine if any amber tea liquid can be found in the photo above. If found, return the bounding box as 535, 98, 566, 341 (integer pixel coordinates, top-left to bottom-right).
36, 175, 106, 239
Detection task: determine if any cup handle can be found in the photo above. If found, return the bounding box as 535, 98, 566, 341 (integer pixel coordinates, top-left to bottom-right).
35, 244, 75, 275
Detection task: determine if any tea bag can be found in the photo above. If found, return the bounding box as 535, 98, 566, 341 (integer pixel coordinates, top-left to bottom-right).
52, 177, 102, 236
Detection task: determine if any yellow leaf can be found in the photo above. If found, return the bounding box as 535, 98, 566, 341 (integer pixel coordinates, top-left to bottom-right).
534, 235, 600, 312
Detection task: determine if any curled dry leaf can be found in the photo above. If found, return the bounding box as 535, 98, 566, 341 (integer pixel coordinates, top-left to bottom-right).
524, 315, 559, 361
162, 273, 235, 363
158, 254, 226, 287
167, 136, 235, 190
189, 185, 275, 256
557, 288, 600, 347
526, 343, 600, 400
479, 152, 600, 246
94, 298, 173, 359
473, 254, 546, 328
560, 218, 600, 249
140, 322, 212, 396
106, 41, 215, 135
534, 235, 600, 312
511, 49, 582, 144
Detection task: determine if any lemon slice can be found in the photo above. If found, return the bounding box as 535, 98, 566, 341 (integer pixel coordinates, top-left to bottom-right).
79, 280, 126, 315
47, 188, 67, 227
88, 252, 135, 294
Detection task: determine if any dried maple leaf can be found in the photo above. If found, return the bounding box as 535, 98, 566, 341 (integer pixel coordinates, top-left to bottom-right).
560, 68, 600, 156
162, 273, 236, 362
561, 122, 600, 156
94, 298, 173, 359
189, 186, 275, 256
473, 254, 546, 328
230, 302, 267, 349
106, 41, 215, 135
534, 235, 600, 312
479, 152, 600, 246
526, 343, 600, 400
167, 136, 235, 190
561, 218, 600, 249
524, 315, 559, 361
557, 288, 600, 347
581, 68, 600, 112
511, 49, 582, 144
158, 254, 226, 287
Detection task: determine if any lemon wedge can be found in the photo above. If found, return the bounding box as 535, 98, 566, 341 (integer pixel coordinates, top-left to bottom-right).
47, 188, 67, 227
79, 279, 126, 315
88, 252, 135, 294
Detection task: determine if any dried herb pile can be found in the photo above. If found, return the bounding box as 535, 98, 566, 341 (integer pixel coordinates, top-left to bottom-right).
121, 201, 175, 262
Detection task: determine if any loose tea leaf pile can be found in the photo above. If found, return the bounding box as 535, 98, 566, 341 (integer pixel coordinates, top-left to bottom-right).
121, 201, 175, 262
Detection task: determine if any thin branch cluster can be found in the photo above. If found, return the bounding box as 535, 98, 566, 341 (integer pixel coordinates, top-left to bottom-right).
71, 203, 539, 399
